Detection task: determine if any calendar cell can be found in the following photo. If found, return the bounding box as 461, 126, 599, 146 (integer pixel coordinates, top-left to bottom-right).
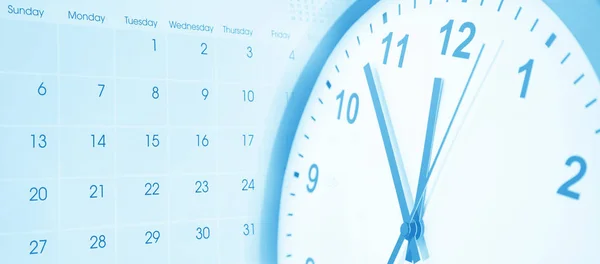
169, 127, 218, 174
217, 174, 263, 218
219, 218, 261, 263
115, 128, 168, 175
59, 227, 115, 264
167, 34, 214, 81
0, 179, 58, 233
116, 223, 168, 264
116, 78, 167, 126
0, 231, 58, 264
216, 128, 260, 174
59, 178, 115, 230
215, 40, 265, 83
170, 219, 219, 264
0, 127, 58, 180
116, 176, 169, 225
0, 20, 57, 73
0, 74, 59, 125
58, 24, 114, 76
59, 76, 115, 125
218, 82, 276, 126
170, 174, 219, 221
168, 80, 218, 126
115, 30, 166, 79
60, 128, 114, 178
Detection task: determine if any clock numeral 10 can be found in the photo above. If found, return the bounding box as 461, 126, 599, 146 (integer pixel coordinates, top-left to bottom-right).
557, 155, 587, 200
336, 90, 360, 124
382, 32, 409, 68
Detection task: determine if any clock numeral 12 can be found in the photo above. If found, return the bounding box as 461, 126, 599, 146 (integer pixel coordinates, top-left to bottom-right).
440, 19, 476, 59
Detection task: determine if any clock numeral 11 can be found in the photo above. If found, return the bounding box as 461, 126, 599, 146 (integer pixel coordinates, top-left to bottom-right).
382, 32, 409, 68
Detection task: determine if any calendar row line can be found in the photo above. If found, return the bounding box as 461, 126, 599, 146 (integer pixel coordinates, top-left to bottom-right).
1, 20, 298, 82
0, 177, 263, 231
0, 219, 262, 264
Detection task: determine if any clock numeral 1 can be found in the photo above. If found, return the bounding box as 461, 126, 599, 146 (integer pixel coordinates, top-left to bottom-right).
518, 59, 534, 98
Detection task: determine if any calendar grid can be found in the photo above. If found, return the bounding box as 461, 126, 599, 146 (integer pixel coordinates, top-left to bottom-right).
214, 30, 222, 264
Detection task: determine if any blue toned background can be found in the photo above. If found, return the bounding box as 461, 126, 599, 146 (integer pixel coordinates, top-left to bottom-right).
0, 0, 353, 263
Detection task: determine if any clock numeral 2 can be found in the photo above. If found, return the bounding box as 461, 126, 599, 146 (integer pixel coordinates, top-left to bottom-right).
557, 155, 587, 200
440, 19, 476, 59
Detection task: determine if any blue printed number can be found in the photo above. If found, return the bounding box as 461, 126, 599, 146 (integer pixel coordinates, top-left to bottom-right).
382, 32, 409, 67
38, 82, 47, 96
152, 39, 157, 51
146, 134, 160, 147
306, 164, 319, 193
289, 50, 295, 60
29, 187, 48, 202
90, 235, 106, 249
557, 155, 587, 200
243, 223, 255, 236
201, 88, 209, 100
196, 134, 209, 147
145, 230, 160, 245
152, 86, 160, 99
90, 184, 104, 199
91, 134, 106, 148
243, 89, 255, 102
243, 134, 254, 146
518, 59, 534, 98
196, 226, 211, 240
195, 180, 209, 193
242, 178, 255, 191
306, 257, 315, 264
97, 84, 105, 97
29, 240, 47, 255
336, 90, 359, 124
201, 42, 208, 55
144, 182, 160, 196
246, 46, 254, 58
31, 134, 47, 148
440, 20, 476, 59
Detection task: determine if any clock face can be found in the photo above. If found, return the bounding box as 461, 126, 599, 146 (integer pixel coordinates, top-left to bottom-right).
277, 0, 600, 263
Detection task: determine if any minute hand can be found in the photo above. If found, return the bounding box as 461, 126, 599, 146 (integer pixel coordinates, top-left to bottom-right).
410, 43, 486, 222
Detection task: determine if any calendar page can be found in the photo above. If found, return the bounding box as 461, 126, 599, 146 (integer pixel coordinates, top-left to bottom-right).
0, 0, 352, 263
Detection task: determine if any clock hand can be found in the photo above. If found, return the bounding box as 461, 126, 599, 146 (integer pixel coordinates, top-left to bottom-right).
409, 42, 498, 224
363, 63, 428, 264
405, 77, 444, 263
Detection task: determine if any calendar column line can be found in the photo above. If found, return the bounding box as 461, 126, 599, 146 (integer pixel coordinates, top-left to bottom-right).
112, 27, 119, 264
214, 34, 222, 264
56, 22, 62, 264
166, 32, 172, 264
